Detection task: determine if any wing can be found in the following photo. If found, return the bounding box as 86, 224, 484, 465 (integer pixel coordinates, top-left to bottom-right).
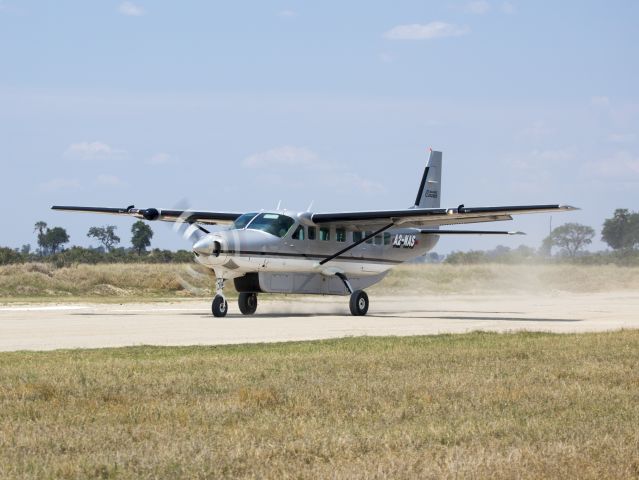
51, 205, 242, 225
311, 204, 577, 229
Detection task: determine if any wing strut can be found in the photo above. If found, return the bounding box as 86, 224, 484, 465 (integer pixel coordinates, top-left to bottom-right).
319, 222, 395, 266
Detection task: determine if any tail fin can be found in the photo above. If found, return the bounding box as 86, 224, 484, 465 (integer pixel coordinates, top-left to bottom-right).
413, 149, 442, 208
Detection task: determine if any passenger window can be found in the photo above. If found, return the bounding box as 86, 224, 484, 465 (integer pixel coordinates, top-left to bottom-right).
374, 234, 382, 245
383, 232, 391, 245
319, 227, 330, 241
365, 231, 373, 244
292, 225, 305, 240
308, 226, 316, 240
336, 228, 346, 242
353, 231, 363, 242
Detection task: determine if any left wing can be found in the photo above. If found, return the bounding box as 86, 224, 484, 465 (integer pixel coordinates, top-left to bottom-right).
311, 204, 577, 229
51, 205, 242, 225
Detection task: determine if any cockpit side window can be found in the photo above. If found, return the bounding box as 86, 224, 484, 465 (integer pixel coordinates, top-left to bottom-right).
308, 226, 316, 240
233, 212, 258, 229
292, 225, 305, 240
247, 213, 295, 238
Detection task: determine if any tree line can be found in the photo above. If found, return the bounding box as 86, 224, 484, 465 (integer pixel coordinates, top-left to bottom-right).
1, 208, 638, 266
29, 220, 153, 256
0, 220, 193, 266
443, 208, 639, 265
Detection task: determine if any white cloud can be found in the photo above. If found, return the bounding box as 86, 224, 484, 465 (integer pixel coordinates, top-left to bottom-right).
40, 178, 81, 192
243, 146, 318, 168
147, 152, 175, 165
96, 174, 126, 187
608, 133, 636, 143
118, 2, 145, 16
501, 1, 515, 14
383, 22, 470, 40
277, 9, 296, 18
591, 96, 610, 107
462, 1, 491, 14
64, 141, 126, 161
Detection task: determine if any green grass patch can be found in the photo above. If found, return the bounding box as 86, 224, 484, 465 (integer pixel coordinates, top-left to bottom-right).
1, 331, 638, 478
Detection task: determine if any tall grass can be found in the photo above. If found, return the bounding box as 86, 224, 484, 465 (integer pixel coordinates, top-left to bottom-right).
1, 263, 638, 301
1, 332, 638, 478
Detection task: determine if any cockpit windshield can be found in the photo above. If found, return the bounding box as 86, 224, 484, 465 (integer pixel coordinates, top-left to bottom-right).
233, 212, 258, 229
246, 213, 295, 238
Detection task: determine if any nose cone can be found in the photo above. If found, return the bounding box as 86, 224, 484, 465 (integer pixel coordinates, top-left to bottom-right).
193, 236, 215, 256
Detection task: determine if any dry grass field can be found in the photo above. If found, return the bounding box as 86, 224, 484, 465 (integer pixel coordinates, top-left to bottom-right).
1, 331, 638, 479
1, 263, 639, 302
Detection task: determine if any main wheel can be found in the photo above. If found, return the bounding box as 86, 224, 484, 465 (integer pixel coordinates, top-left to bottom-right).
238, 292, 258, 315
349, 290, 369, 316
212, 295, 228, 317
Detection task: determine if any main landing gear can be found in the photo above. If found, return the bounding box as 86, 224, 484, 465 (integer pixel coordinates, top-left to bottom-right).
238, 292, 258, 315
349, 290, 369, 316
336, 272, 370, 316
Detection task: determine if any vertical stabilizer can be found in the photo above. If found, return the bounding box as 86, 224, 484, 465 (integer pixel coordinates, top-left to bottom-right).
413, 150, 442, 208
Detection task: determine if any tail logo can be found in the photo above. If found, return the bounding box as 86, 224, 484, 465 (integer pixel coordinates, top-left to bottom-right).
424, 189, 438, 199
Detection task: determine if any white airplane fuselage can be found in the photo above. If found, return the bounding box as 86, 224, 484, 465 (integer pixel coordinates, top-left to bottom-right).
192, 211, 438, 283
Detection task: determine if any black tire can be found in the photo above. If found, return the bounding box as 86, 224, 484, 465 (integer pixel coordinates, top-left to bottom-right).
212, 295, 228, 317
349, 290, 369, 316
238, 292, 258, 315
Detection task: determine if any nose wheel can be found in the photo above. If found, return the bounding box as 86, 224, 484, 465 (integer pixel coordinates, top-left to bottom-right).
212, 295, 228, 317
238, 292, 258, 315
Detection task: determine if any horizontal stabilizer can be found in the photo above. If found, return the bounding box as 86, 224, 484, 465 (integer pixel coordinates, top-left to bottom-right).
420, 229, 525, 235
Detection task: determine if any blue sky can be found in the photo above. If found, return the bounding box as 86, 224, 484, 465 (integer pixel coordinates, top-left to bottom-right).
1, 1, 637, 253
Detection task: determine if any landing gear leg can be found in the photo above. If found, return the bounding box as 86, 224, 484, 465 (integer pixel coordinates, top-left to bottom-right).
212, 278, 228, 317
336, 273, 370, 316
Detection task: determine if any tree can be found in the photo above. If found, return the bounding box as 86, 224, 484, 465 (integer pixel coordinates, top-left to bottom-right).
602, 209, 639, 251
34, 221, 48, 254
544, 223, 595, 257
87, 225, 121, 251
41, 227, 70, 254
131, 221, 153, 254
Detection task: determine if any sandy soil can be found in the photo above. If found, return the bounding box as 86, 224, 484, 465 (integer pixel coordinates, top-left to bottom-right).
1, 292, 638, 351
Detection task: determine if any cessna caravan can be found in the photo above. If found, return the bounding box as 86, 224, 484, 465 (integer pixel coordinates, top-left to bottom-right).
53, 150, 575, 316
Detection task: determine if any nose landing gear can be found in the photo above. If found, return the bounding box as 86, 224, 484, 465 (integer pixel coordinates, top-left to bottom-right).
212, 295, 228, 317
212, 278, 228, 317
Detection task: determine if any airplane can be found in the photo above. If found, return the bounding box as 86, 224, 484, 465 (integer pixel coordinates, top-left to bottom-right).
52, 150, 576, 317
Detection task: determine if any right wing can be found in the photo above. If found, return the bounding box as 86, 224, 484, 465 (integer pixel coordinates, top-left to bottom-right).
311, 204, 577, 229
51, 205, 242, 225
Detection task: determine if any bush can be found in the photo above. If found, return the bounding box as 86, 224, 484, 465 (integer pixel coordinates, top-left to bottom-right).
0, 247, 24, 265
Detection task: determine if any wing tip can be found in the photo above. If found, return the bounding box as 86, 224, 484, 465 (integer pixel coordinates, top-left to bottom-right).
559, 204, 580, 211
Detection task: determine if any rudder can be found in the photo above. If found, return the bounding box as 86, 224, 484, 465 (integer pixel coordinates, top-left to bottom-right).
413, 150, 442, 208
